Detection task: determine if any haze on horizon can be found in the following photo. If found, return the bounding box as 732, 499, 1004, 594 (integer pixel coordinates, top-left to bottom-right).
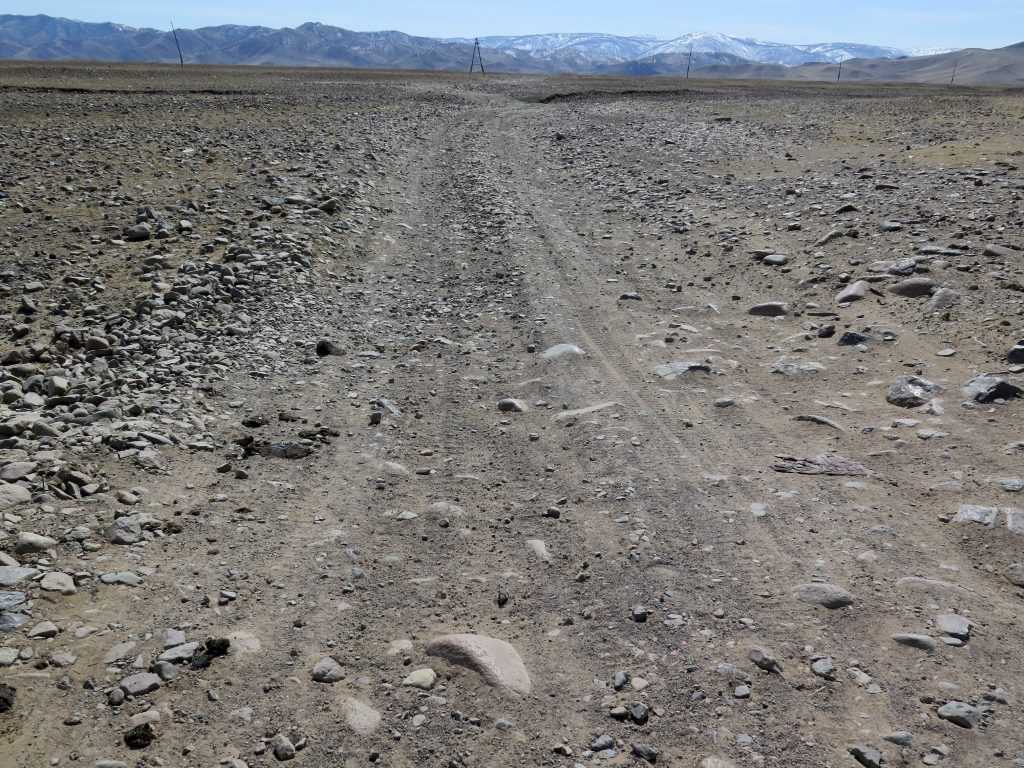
6, 0, 1021, 51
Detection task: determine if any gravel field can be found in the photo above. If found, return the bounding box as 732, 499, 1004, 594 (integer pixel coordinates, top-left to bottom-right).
1, 62, 1023, 768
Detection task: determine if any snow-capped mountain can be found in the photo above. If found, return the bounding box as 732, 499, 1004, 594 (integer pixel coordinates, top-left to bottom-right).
0, 15, 970, 74
447, 33, 662, 62
470, 30, 948, 66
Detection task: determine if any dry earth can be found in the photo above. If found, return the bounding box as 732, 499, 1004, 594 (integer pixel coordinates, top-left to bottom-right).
1, 63, 1024, 768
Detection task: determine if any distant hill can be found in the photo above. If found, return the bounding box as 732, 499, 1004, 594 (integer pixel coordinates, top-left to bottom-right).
0, 14, 1020, 84
695, 46, 1024, 86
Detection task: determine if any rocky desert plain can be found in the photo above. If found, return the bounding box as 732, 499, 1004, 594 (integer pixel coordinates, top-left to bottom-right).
1, 62, 1023, 768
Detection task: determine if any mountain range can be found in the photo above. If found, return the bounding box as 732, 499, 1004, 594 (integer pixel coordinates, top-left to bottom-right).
0, 14, 1020, 84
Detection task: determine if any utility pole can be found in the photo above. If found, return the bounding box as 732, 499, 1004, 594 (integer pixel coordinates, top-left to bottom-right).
469, 38, 485, 74
950, 56, 959, 85
685, 45, 693, 79
170, 21, 184, 68
837, 56, 843, 83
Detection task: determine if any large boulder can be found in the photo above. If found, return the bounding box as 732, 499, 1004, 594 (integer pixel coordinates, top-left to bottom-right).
886, 376, 942, 407
426, 633, 531, 700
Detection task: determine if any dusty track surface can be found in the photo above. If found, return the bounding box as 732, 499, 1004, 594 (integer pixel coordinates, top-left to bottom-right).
1, 63, 1023, 768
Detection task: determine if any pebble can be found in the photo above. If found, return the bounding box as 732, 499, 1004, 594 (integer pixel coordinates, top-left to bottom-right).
882, 731, 913, 745
497, 398, 527, 413
402, 668, 437, 690
811, 657, 836, 679
311, 656, 346, 683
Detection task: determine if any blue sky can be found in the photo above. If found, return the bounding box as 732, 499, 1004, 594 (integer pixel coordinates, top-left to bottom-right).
10, 1, 1022, 49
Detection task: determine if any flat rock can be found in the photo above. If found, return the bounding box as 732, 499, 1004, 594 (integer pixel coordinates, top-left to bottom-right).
836, 280, 869, 303
699, 759, 738, 768
27, 620, 58, 638
792, 582, 855, 608
654, 361, 712, 380
747, 301, 790, 317
962, 374, 1022, 403
0, 566, 39, 587
119, 672, 161, 696
100, 571, 143, 586
953, 503, 998, 527
888, 277, 935, 297
895, 576, 971, 598
881, 731, 913, 745
937, 700, 981, 728
158, 641, 200, 663
891, 633, 936, 651
39, 572, 76, 595
103, 641, 137, 664
0, 462, 36, 482
541, 343, 585, 359
1003, 563, 1024, 587
552, 402, 619, 422
0, 591, 26, 611
0, 483, 31, 511
339, 696, 381, 734
426, 633, 531, 700
936, 613, 971, 640
13, 532, 57, 554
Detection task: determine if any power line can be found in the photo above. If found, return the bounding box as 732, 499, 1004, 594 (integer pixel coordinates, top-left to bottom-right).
469, 38, 485, 74
170, 21, 184, 68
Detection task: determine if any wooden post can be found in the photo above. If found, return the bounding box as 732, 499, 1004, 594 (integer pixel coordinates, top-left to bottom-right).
950, 56, 958, 85
171, 21, 184, 68
685, 45, 693, 79
837, 56, 843, 83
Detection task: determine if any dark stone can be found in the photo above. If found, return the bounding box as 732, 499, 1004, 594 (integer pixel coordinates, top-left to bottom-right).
0, 592, 26, 612
962, 374, 1023, 403
632, 742, 659, 763
260, 442, 314, 459
628, 701, 649, 725
817, 324, 836, 338
849, 745, 884, 768
1008, 342, 1024, 364
886, 376, 941, 407
190, 637, 230, 669
0, 683, 14, 713
838, 331, 871, 346
316, 339, 343, 357
124, 722, 155, 749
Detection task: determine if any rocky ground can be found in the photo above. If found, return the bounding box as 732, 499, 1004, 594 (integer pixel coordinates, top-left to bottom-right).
1, 62, 1023, 768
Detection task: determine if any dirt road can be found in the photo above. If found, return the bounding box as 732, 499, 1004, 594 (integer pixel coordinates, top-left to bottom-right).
1, 64, 1022, 768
